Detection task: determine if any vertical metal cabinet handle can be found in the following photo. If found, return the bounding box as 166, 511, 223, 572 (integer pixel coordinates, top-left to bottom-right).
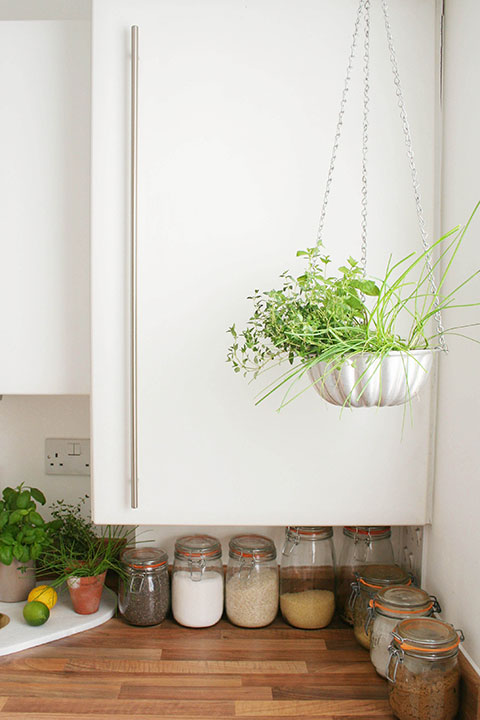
130, 25, 139, 508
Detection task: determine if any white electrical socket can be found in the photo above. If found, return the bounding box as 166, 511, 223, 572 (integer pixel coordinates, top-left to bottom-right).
45, 438, 91, 476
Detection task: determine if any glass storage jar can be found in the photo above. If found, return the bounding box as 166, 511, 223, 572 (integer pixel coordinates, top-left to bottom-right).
172, 534, 224, 628
226, 534, 278, 628
369, 585, 441, 678
280, 526, 336, 629
118, 546, 169, 626
350, 564, 411, 649
387, 617, 464, 720
337, 526, 394, 624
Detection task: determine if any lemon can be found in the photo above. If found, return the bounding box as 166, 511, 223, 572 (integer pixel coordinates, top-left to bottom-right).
23, 601, 50, 626
27, 585, 57, 610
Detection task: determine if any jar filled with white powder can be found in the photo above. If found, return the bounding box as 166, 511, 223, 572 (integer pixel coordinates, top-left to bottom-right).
172, 534, 224, 628
370, 585, 440, 678
226, 534, 278, 628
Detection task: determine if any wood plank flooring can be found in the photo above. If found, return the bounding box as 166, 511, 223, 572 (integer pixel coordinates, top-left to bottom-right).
0, 613, 397, 719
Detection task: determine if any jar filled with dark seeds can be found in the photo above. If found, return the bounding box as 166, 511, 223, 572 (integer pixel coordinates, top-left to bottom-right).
118, 546, 169, 626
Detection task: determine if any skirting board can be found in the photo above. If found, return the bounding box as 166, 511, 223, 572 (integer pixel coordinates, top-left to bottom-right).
460, 650, 480, 720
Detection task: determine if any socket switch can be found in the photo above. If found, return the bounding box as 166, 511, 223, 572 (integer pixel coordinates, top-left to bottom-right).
45, 438, 90, 476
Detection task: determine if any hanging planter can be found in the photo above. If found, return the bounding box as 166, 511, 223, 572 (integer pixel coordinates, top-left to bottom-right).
227, 0, 479, 410
308, 349, 436, 408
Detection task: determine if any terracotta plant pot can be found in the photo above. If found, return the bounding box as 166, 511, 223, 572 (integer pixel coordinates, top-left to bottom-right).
0, 559, 36, 602
66, 571, 106, 614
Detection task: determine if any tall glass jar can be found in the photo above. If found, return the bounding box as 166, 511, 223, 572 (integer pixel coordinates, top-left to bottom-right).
369, 585, 441, 678
350, 564, 411, 649
387, 618, 464, 720
118, 546, 169, 626
172, 534, 224, 628
337, 526, 394, 624
280, 526, 336, 629
226, 534, 278, 628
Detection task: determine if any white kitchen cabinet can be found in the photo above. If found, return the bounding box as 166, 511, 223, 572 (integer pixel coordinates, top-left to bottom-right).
91, 0, 438, 525
0, 19, 90, 394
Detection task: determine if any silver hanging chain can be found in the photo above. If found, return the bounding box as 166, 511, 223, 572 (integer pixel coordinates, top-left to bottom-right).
316, 0, 365, 248
360, 0, 370, 275
381, 0, 447, 352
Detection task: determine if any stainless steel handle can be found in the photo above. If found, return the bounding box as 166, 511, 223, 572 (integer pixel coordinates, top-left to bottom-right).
130, 25, 139, 509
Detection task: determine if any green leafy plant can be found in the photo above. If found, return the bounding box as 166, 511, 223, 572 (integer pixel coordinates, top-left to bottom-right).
38, 496, 137, 586
0, 484, 54, 566
228, 204, 480, 408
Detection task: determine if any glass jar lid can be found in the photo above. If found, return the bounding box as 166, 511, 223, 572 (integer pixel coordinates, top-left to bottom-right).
356, 564, 411, 592
121, 546, 168, 571
343, 526, 391, 540
229, 534, 276, 562
286, 526, 333, 540
373, 585, 439, 618
392, 617, 464, 659
175, 534, 222, 560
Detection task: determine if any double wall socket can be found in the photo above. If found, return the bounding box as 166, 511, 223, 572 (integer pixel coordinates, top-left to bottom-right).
45, 438, 90, 476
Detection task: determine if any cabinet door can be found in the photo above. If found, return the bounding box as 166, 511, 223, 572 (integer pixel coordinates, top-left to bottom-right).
91, 0, 437, 525
0, 21, 90, 394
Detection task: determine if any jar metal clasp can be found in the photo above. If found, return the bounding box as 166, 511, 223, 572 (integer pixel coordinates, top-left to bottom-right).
128, 570, 146, 594
281, 527, 300, 557
386, 643, 404, 684
348, 580, 359, 611
364, 598, 375, 634
188, 556, 206, 583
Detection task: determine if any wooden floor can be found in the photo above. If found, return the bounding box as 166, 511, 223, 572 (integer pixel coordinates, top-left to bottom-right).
0, 613, 398, 719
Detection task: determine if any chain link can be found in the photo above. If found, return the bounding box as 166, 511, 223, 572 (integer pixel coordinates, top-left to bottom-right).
316, 0, 365, 248
381, 0, 447, 351
360, 0, 370, 275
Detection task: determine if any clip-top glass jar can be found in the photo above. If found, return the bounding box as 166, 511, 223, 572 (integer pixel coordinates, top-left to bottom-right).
118, 546, 169, 626
226, 534, 278, 628
337, 526, 394, 624
280, 526, 336, 629
350, 564, 411, 649
387, 617, 464, 720
172, 534, 223, 628
369, 585, 441, 678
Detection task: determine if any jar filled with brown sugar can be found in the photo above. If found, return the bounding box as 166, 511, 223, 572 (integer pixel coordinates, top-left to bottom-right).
350, 564, 412, 649
387, 617, 464, 720
337, 526, 394, 624
280, 526, 335, 629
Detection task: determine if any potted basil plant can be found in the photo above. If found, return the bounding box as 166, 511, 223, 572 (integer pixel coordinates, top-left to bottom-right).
0, 484, 52, 602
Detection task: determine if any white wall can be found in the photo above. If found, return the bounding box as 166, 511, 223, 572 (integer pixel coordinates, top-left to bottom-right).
423, 0, 480, 670
0, 396, 90, 519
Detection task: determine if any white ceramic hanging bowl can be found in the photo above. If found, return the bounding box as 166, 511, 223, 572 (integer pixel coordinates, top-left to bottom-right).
307, 349, 436, 408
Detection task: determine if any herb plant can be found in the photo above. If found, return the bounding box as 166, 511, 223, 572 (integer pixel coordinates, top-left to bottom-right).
228, 204, 480, 408
38, 496, 137, 586
0, 484, 54, 566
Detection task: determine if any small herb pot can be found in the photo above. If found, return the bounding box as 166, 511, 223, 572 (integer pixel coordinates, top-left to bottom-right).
67, 572, 106, 614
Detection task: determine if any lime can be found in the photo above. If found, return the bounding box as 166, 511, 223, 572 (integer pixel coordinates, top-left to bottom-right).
23, 600, 50, 626
27, 585, 58, 610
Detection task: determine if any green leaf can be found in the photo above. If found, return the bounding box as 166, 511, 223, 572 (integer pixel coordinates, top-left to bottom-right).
8, 510, 23, 525
16, 490, 31, 509
0, 544, 13, 566
296, 250, 308, 257
338, 266, 349, 274
345, 295, 365, 312
0, 512, 8, 530
30, 543, 41, 561
13, 543, 26, 561
30, 488, 46, 505
28, 511, 45, 527
0, 534, 15, 546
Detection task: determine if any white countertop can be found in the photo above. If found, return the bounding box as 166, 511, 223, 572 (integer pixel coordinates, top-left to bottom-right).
0, 586, 117, 656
